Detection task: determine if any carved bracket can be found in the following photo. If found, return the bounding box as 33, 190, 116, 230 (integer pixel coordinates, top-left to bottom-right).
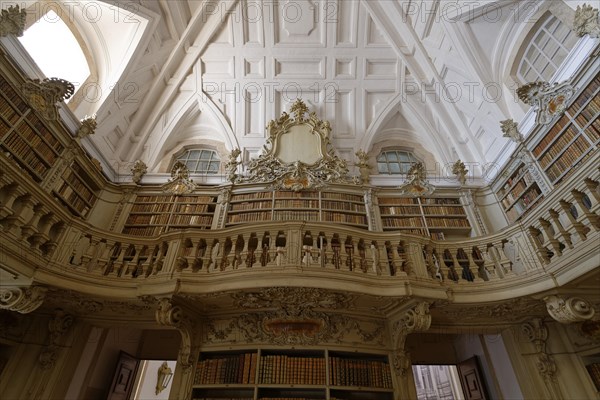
155, 298, 196, 369
517, 81, 574, 125
0, 286, 47, 314
544, 295, 595, 324
39, 309, 74, 369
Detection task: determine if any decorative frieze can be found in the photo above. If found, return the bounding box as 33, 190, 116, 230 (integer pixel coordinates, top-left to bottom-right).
544, 295, 595, 323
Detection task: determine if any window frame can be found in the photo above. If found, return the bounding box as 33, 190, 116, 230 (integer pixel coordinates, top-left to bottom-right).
173, 148, 221, 175
376, 149, 420, 175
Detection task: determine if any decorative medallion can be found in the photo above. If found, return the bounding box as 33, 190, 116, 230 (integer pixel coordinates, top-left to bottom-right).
162, 161, 196, 195
22, 78, 75, 121
0, 5, 26, 37
239, 99, 351, 191
398, 162, 434, 197
517, 81, 574, 125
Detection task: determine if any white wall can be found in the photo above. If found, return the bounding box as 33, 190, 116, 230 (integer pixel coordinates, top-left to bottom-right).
133, 360, 177, 400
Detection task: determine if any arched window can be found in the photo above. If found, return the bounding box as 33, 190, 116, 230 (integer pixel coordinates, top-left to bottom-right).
516, 13, 579, 83
377, 149, 418, 174
175, 149, 220, 174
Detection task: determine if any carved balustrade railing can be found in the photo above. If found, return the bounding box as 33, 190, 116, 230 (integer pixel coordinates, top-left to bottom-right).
0, 152, 598, 297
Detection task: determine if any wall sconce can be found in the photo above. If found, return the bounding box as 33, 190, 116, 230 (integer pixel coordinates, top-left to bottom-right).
155, 361, 173, 395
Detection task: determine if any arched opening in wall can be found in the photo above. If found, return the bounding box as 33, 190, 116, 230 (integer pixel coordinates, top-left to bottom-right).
18, 9, 91, 103
512, 12, 579, 85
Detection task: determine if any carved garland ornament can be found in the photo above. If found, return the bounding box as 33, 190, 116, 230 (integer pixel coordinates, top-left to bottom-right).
517, 81, 574, 125
239, 99, 351, 191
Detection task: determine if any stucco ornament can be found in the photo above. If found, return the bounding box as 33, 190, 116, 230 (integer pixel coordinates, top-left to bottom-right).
0, 5, 26, 37
500, 119, 523, 143
77, 116, 97, 139
131, 160, 148, 184
452, 160, 468, 185
398, 162, 434, 196
573, 4, 600, 38
162, 161, 196, 195
224, 148, 241, 183
240, 99, 351, 191
544, 295, 595, 323
22, 78, 75, 120
355, 150, 371, 184
517, 81, 574, 125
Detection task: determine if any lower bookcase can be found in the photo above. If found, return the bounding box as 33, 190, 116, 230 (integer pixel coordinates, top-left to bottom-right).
191, 349, 394, 400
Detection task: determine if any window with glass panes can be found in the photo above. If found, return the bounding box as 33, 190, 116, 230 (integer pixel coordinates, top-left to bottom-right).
377, 150, 418, 174
517, 13, 579, 84
176, 149, 220, 174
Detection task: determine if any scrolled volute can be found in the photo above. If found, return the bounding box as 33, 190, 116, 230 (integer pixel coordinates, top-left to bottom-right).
544, 295, 595, 324
0, 286, 47, 314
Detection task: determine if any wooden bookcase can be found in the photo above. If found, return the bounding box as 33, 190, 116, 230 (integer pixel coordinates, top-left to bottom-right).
378, 196, 471, 239
191, 349, 393, 400
532, 73, 600, 186
496, 162, 543, 223
226, 191, 368, 229
0, 74, 64, 181
123, 193, 217, 236
53, 161, 99, 218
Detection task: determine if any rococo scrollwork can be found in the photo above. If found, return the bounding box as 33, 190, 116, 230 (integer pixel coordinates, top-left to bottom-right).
0, 5, 26, 37
517, 80, 574, 125
162, 161, 196, 195
573, 4, 600, 38
238, 99, 351, 190
398, 162, 435, 197
22, 78, 75, 121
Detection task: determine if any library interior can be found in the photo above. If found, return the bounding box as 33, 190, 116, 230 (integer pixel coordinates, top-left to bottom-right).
0, 1, 599, 399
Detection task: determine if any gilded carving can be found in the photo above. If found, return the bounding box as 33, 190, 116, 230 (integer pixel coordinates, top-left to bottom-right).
398, 162, 434, 197
239, 99, 351, 190
0, 286, 47, 314
22, 78, 75, 120
573, 4, 600, 38
131, 160, 147, 184
517, 81, 574, 125
0, 5, 26, 37
500, 119, 523, 143
544, 295, 595, 324
162, 161, 196, 195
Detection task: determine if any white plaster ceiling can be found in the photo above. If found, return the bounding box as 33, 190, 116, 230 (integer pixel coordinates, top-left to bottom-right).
74, 0, 578, 179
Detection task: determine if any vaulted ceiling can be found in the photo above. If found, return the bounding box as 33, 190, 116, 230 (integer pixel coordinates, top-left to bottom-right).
59, 0, 580, 179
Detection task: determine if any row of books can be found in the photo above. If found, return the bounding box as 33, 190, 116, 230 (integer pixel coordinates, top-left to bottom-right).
378, 198, 418, 205
546, 150, 592, 183
321, 192, 363, 202
228, 211, 273, 223
0, 77, 28, 113
274, 200, 320, 209
543, 136, 589, 173
538, 128, 580, 168
328, 357, 392, 388
321, 201, 365, 213
422, 206, 466, 215
585, 363, 600, 391
430, 232, 445, 240
259, 355, 326, 385
322, 211, 368, 225
581, 117, 600, 142
172, 204, 213, 214
275, 191, 319, 199
133, 195, 214, 203
567, 76, 599, 114
169, 214, 213, 226
379, 206, 421, 215
420, 198, 461, 205
63, 173, 95, 203
126, 214, 171, 225
425, 217, 471, 228
381, 217, 425, 228
55, 185, 93, 216
130, 203, 173, 213
194, 353, 258, 385
231, 192, 273, 201
0, 99, 20, 124
507, 186, 542, 214
230, 201, 273, 211
532, 120, 572, 157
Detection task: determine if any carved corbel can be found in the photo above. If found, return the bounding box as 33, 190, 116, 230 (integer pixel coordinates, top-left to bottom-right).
521, 318, 562, 399
0, 286, 47, 313
76, 116, 97, 139
544, 295, 595, 324
39, 309, 74, 369
391, 302, 431, 376
517, 81, 575, 125
155, 298, 197, 369
131, 160, 147, 185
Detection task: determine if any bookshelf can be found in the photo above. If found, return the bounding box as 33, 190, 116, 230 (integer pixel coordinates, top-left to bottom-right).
378, 196, 471, 239
191, 349, 393, 400
123, 193, 217, 236
53, 161, 99, 218
226, 191, 368, 229
532, 73, 600, 186
0, 75, 64, 181
496, 162, 544, 222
